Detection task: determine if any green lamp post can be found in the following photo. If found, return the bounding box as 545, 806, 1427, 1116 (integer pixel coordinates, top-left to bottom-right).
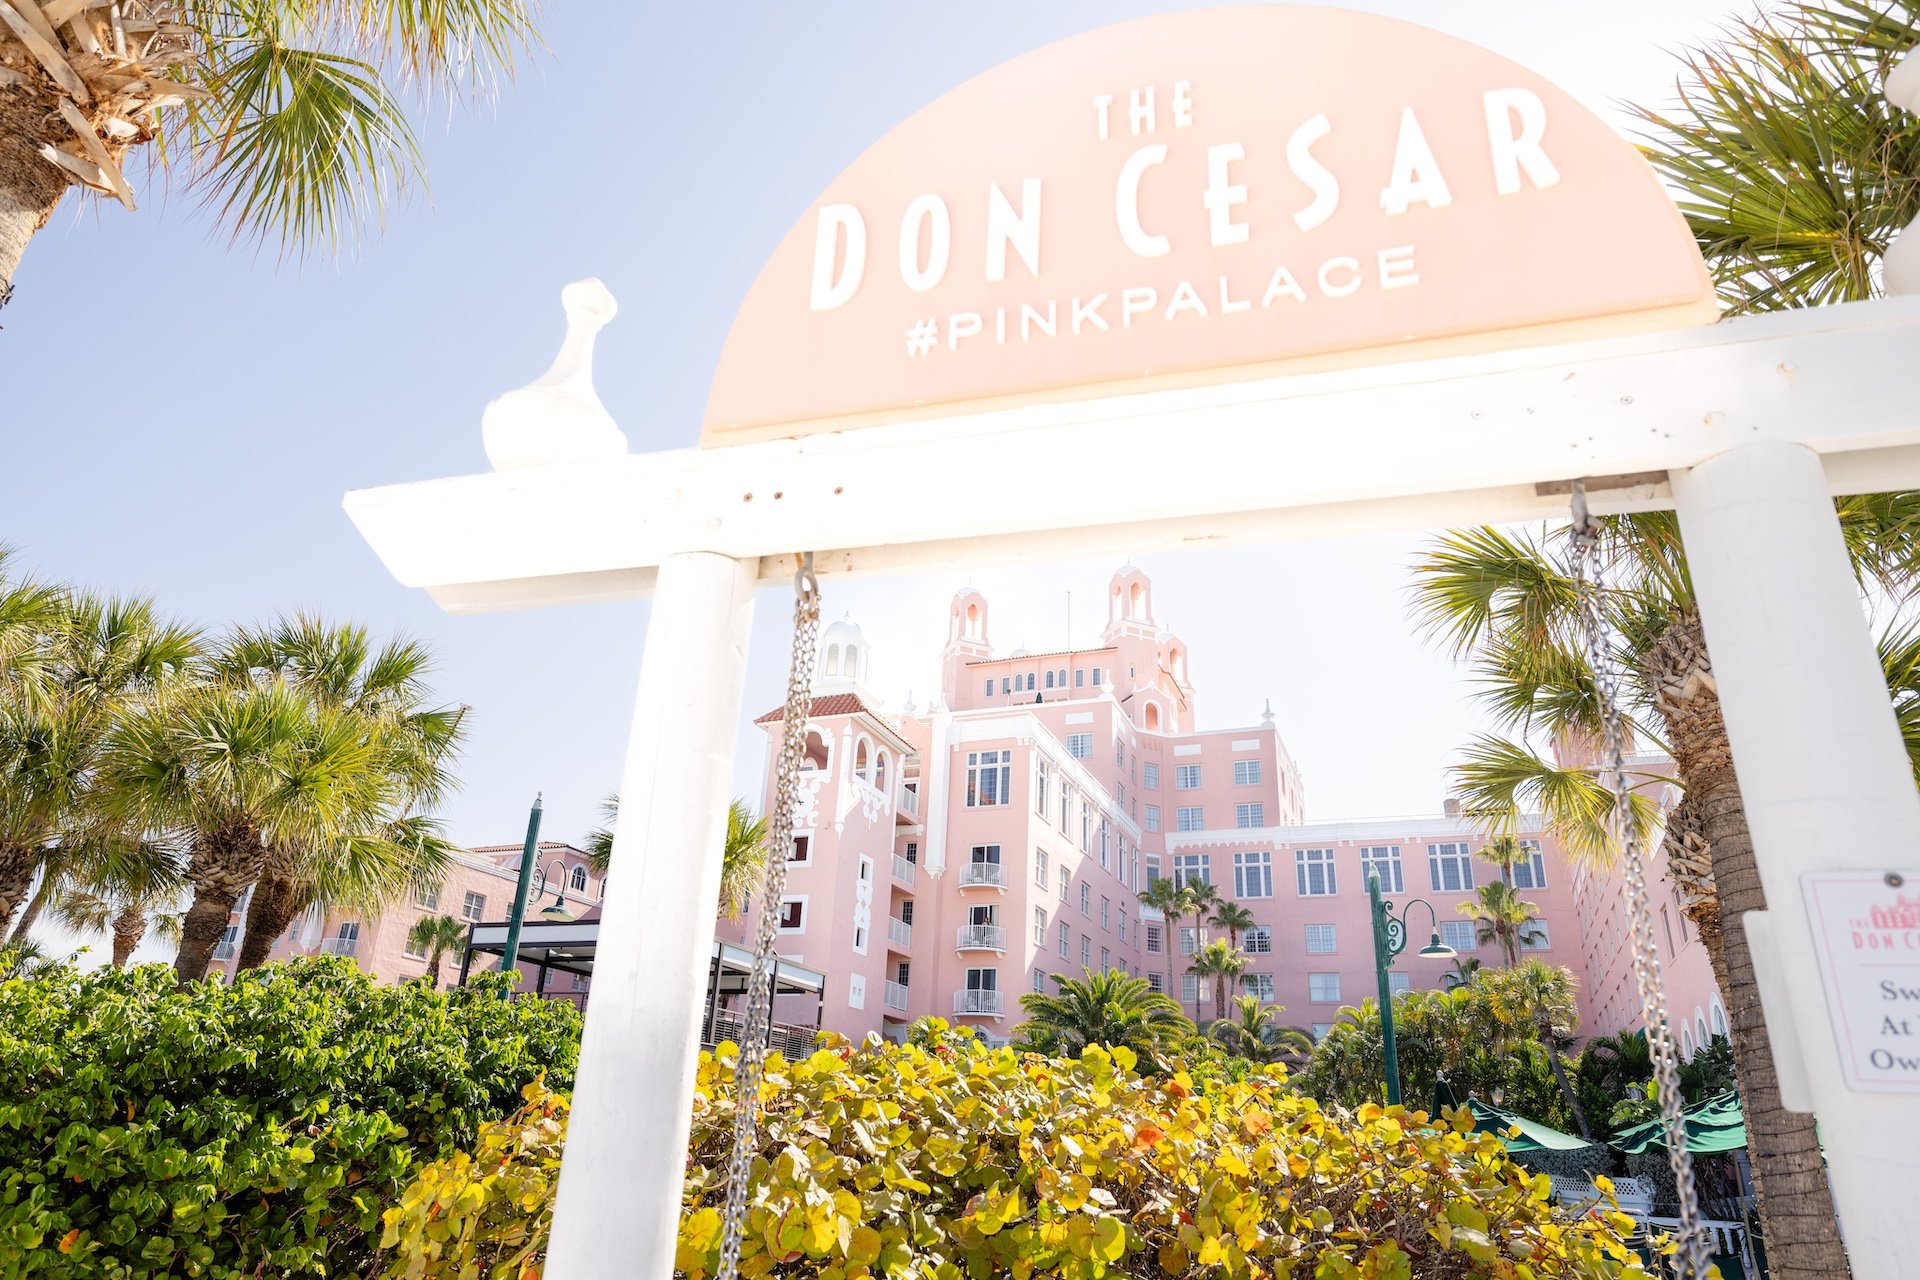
1367, 872, 1455, 1106
497, 794, 544, 997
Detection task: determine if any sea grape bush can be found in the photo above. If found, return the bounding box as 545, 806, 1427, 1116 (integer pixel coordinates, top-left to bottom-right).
384, 1023, 1652, 1279
0, 958, 580, 1280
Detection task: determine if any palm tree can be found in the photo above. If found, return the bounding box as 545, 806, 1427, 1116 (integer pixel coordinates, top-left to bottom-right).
1476, 835, 1528, 884
407, 913, 469, 988
1135, 877, 1187, 1010
0, 0, 539, 302
586, 795, 767, 918
1177, 879, 1221, 1016
1209, 994, 1315, 1067
1482, 960, 1593, 1139
1456, 881, 1543, 968
1186, 938, 1246, 1026
1208, 900, 1256, 949
1015, 968, 1192, 1063
218, 618, 466, 970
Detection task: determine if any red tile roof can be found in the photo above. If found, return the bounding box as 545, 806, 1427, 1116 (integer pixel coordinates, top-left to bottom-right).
754, 692, 872, 724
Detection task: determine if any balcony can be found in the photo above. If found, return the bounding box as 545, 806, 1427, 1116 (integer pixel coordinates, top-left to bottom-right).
955, 924, 1006, 952
883, 980, 909, 1012
211, 940, 238, 962
887, 917, 912, 949
952, 989, 1005, 1017
897, 784, 920, 819
891, 855, 917, 886
958, 861, 1008, 889
318, 936, 359, 958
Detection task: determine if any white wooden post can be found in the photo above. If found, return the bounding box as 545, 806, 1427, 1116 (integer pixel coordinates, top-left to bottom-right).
544, 551, 759, 1280
1672, 440, 1920, 1278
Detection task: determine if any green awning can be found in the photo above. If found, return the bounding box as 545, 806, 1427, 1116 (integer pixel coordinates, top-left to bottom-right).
1612, 1090, 1746, 1155
1467, 1099, 1595, 1153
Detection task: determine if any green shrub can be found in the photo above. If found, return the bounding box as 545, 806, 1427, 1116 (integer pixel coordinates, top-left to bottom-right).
0, 957, 581, 1280
382, 1033, 1652, 1279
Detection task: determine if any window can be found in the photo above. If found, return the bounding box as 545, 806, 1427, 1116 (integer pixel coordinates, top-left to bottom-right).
1058, 921, 1070, 958
1295, 848, 1337, 897
1147, 973, 1164, 993
1118, 911, 1128, 942
1079, 883, 1091, 915
1176, 806, 1204, 831
1312, 1024, 1334, 1040
1234, 802, 1265, 828
461, 892, 487, 921
1100, 947, 1111, 971
1428, 842, 1475, 893
1081, 804, 1093, 852
1308, 973, 1342, 1003
966, 966, 998, 992
969, 843, 1003, 866
1099, 819, 1111, 870
1304, 924, 1337, 954
1067, 733, 1093, 759
1027, 673, 1037, 691
1174, 764, 1202, 789
778, 899, 806, 931
1145, 805, 1161, 832
1045, 670, 1055, 689
413, 885, 440, 910
568, 865, 589, 894
1524, 921, 1552, 950
966, 750, 1011, 806
1142, 762, 1160, 789
1388, 972, 1411, 995
573, 972, 590, 992
1146, 923, 1163, 953
853, 925, 868, 953
984, 678, 994, 697
1100, 897, 1111, 929
1509, 840, 1549, 890
1179, 926, 1200, 955
789, 835, 811, 864
1243, 974, 1275, 1000
1243, 926, 1272, 954
1034, 969, 1048, 993
1034, 849, 1049, 887
1171, 853, 1211, 889
1034, 906, 1048, 944
1034, 757, 1051, 816
1182, 974, 1201, 1003
1441, 920, 1477, 952
1233, 759, 1262, 786
1001, 677, 1011, 695
1075, 669, 1086, 688
1081, 937, 1092, 966
404, 927, 426, 959
1058, 784, 1071, 832
905, 841, 918, 863
1359, 846, 1403, 894
1060, 867, 1070, 899
1092, 666, 1103, 685
1233, 849, 1273, 898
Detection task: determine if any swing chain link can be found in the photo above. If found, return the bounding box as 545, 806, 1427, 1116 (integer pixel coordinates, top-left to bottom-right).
1567, 482, 1713, 1280
716, 554, 822, 1280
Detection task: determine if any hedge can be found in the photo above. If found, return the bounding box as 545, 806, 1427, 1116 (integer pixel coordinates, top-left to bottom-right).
382, 1025, 1654, 1279
0, 957, 581, 1280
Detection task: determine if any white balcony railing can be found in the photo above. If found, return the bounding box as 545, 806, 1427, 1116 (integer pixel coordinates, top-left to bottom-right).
955, 924, 1006, 952
883, 980, 909, 1012
887, 917, 912, 949
891, 856, 916, 886
958, 861, 1008, 888
211, 940, 238, 961
897, 785, 920, 818
953, 989, 1005, 1017
318, 936, 359, 958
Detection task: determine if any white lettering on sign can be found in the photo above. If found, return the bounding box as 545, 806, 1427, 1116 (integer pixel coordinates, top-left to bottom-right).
1804, 870, 1920, 1092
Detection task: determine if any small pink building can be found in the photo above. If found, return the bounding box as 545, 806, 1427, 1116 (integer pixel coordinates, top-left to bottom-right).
729, 566, 1721, 1055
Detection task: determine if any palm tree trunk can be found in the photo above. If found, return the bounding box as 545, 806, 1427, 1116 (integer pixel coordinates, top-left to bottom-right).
174, 823, 266, 983
236, 853, 302, 970
0, 843, 36, 937
1652, 614, 1848, 1277
1542, 1013, 1594, 1139
425, 952, 442, 989
7, 870, 53, 944
0, 103, 71, 298
111, 904, 147, 968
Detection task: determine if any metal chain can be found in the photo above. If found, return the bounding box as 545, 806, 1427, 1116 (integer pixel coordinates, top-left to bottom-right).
715, 554, 822, 1280
1567, 482, 1712, 1280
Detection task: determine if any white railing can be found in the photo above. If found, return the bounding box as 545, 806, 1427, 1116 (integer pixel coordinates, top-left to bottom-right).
887, 917, 912, 948
319, 936, 359, 958
953, 989, 1005, 1016
958, 861, 1008, 888
891, 856, 916, 886
898, 785, 920, 817
211, 940, 238, 961
955, 924, 1006, 951
883, 980, 909, 1011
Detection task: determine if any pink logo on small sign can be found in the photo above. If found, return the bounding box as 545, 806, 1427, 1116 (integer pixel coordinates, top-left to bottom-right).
1803, 871, 1920, 1093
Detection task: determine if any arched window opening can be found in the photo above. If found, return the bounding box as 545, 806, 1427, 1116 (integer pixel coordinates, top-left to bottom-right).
1710, 998, 1728, 1037
876, 750, 890, 792
1045, 670, 1055, 689
965, 602, 982, 639
1696, 1012, 1711, 1049
570, 865, 589, 893
855, 736, 873, 785
1129, 582, 1145, 616
1145, 703, 1161, 731
802, 729, 830, 772
825, 644, 841, 675
845, 644, 859, 677
1680, 1024, 1695, 1059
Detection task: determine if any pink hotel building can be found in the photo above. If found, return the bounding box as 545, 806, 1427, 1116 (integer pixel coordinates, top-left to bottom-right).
726, 566, 1726, 1056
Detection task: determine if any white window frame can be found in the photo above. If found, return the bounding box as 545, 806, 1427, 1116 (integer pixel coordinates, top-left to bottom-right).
1171, 853, 1210, 890
1428, 842, 1476, 893
1234, 802, 1265, 828
1233, 759, 1262, 786
1034, 906, 1048, 945
1509, 839, 1549, 890
778, 896, 808, 933
1295, 848, 1337, 897
1308, 972, 1342, 1003
1176, 805, 1204, 832
1233, 849, 1273, 898
1174, 764, 1202, 790
1441, 920, 1478, 952
1146, 923, 1163, 954
966, 750, 1012, 807
1145, 804, 1161, 833
1359, 846, 1404, 895
1034, 848, 1049, 887
1079, 883, 1091, 916
1304, 924, 1337, 954
1142, 762, 1160, 789
1243, 926, 1272, 955
1242, 973, 1275, 1000
461, 891, 487, 922
1034, 756, 1052, 816
1066, 733, 1093, 760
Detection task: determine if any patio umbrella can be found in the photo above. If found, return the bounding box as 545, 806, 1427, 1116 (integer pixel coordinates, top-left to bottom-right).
1612, 1090, 1746, 1155
1467, 1099, 1595, 1153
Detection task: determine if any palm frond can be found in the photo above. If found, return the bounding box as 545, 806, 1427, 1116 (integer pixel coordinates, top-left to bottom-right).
1408, 526, 1583, 657
1451, 735, 1664, 864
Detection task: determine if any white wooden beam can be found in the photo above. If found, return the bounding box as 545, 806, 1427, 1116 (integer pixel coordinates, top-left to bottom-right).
345, 296, 1920, 612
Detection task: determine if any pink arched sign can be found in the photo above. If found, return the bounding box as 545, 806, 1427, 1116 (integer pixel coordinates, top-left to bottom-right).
702, 6, 1715, 446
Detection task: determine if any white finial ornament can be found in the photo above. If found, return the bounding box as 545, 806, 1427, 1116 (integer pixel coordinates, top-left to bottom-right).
1261, 699, 1275, 727
482, 279, 627, 469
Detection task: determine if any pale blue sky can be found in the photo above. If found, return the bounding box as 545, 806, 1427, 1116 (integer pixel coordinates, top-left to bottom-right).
1, 1, 1740, 876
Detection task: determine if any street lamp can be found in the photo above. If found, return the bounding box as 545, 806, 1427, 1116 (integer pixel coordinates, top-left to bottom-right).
497, 795, 544, 997
1368, 873, 1455, 1106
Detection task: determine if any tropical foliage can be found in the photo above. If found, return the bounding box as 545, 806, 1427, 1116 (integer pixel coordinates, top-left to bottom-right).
1458, 880, 1546, 967
0, 0, 541, 298
0, 958, 579, 1280
1014, 968, 1193, 1064
1207, 994, 1317, 1068
383, 1037, 1656, 1280
585, 794, 767, 917
1186, 937, 1246, 1022
407, 913, 471, 989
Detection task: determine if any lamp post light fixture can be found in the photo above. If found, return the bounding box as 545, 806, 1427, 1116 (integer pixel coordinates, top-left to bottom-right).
1368, 873, 1455, 1106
